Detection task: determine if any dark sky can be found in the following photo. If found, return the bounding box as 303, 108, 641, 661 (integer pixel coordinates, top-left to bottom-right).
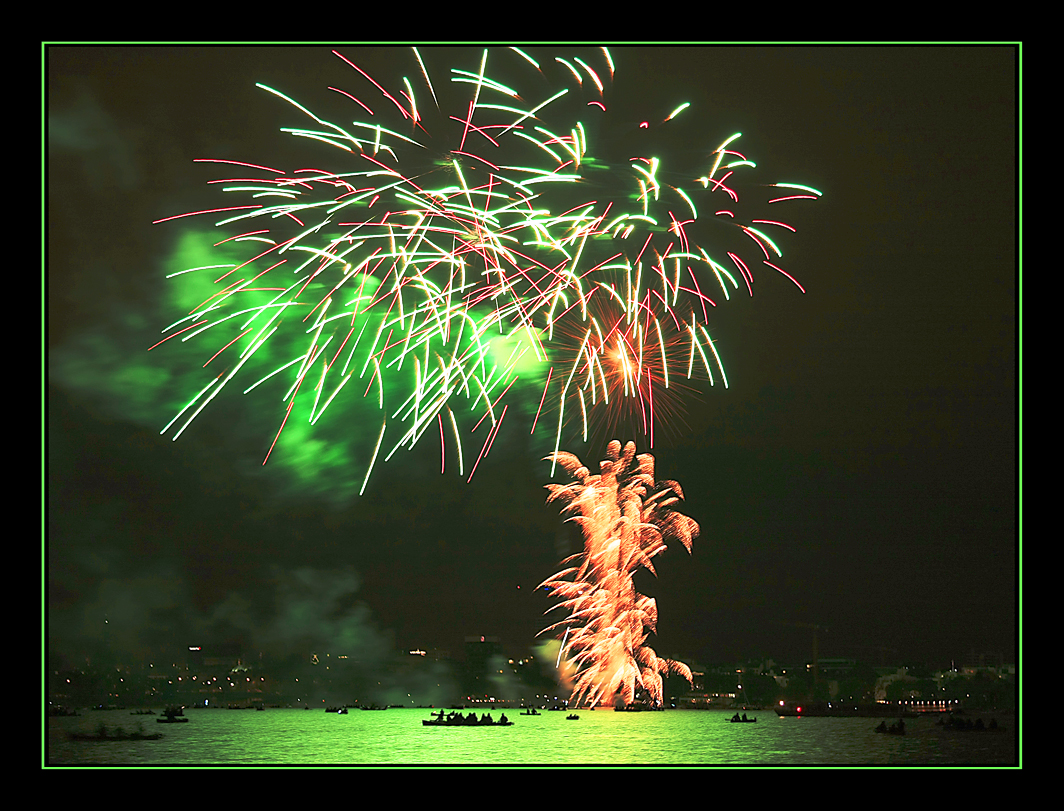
46, 44, 1017, 674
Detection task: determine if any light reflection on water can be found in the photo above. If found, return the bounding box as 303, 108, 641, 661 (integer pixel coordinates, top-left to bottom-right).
47, 708, 1018, 767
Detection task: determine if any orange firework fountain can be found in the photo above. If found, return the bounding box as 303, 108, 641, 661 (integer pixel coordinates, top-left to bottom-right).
539, 440, 698, 708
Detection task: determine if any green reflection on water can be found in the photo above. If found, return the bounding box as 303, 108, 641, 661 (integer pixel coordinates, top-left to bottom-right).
48, 708, 1018, 767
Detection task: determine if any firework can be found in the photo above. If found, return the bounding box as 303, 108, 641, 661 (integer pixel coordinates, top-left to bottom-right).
153, 47, 820, 487
539, 439, 697, 708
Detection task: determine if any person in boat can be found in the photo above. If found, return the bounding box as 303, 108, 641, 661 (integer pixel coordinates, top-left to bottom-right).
741, 713, 748, 721
499, 713, 508, 725
732, 712, 742, 722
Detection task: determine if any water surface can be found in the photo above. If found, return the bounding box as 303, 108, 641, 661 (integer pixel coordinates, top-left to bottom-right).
47, 708, 1018, 767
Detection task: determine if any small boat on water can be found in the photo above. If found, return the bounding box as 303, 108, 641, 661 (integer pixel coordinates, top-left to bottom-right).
423, 711, 513, 727
730, 713, 757, 723
520, 709, 541, 716
157, 707, 188, 724
566, 714, 579, 720
874, 720, 906, 736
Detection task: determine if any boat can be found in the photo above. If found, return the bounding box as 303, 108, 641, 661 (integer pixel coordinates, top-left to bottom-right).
874, 720, 906, 736
520, 709, 541, 716
566, 714, 579, 720
730, 714, 757, 723
157, 707, 188, 723
422, 711, 513, 727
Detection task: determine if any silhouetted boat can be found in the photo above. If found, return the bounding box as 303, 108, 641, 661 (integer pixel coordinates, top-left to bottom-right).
423, 711, 513, 727
874, 719, 906, 736
157, 707, 188, 723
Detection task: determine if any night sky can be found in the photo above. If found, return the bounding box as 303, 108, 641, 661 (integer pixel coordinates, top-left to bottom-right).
46, 44, 1018, 676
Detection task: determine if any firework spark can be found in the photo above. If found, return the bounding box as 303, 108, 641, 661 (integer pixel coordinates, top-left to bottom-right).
540, 439, 698, 708
153, 47, 820, 487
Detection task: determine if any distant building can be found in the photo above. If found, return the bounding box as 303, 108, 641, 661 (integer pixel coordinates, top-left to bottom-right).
462, 636, 502, 699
